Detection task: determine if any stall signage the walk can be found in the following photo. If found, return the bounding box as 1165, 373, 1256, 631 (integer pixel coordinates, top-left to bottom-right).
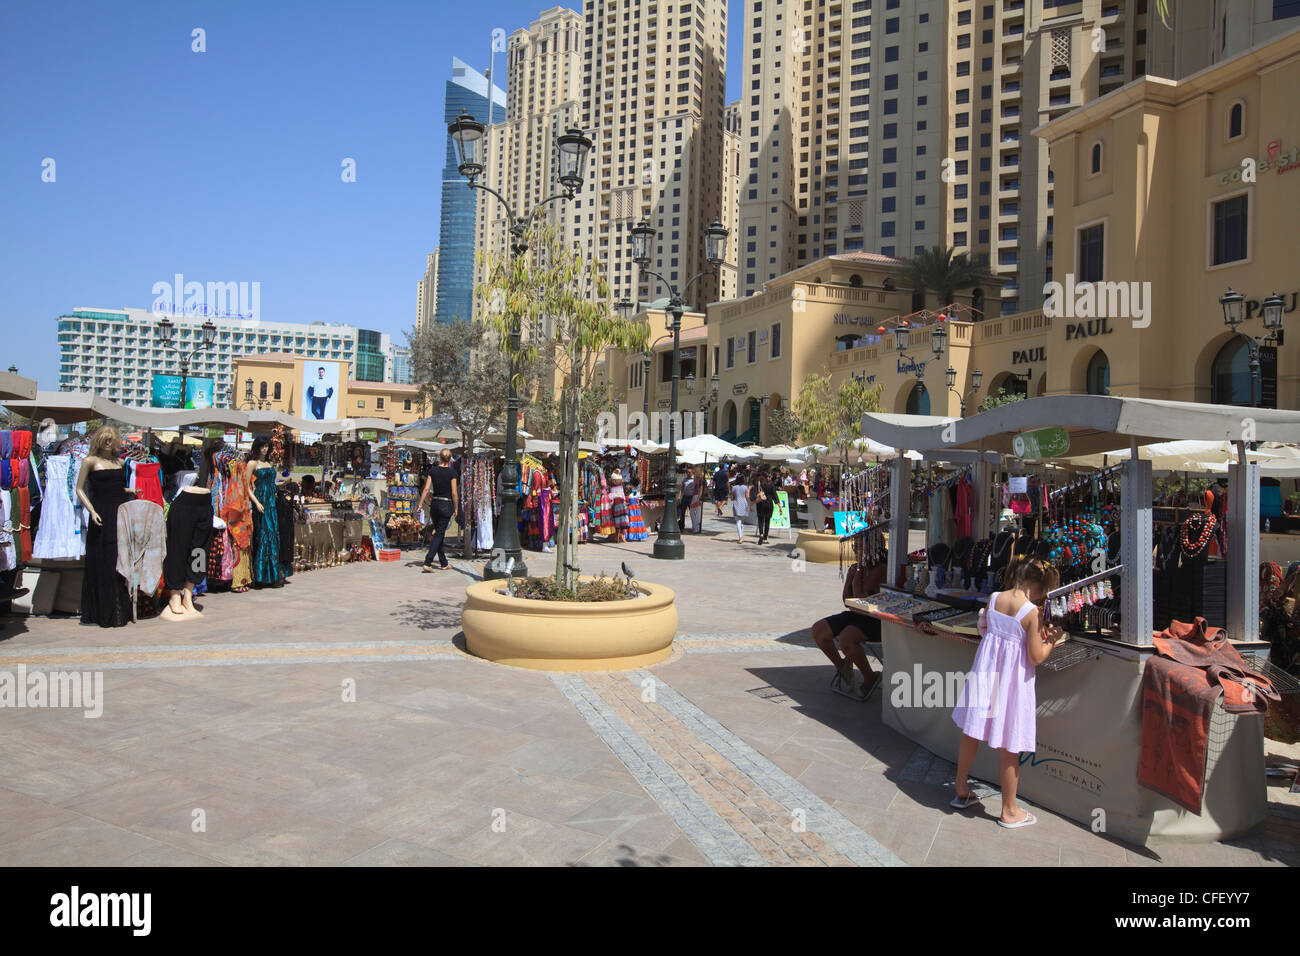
732, 383, 749, 396
1013, 427, 1070, 461
203, 426, 224, 438
833, 312, 879, 328
1011, 347, 1046, 365
1064, 318, 1115, 341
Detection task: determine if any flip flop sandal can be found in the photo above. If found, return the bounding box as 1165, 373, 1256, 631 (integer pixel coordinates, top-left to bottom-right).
997, 810, 1037, 829
949, 791, 982, 809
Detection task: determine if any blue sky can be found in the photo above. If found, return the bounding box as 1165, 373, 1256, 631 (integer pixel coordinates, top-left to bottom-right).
0, 0, 742, 389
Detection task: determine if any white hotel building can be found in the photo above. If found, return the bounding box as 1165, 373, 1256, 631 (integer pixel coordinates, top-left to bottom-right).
57, 307, 361, 408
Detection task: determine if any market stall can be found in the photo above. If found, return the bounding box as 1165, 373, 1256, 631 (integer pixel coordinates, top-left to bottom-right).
844, 395, 1299, 845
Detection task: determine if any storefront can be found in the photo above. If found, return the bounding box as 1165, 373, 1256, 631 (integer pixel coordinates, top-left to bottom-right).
844, 395, 1298, 845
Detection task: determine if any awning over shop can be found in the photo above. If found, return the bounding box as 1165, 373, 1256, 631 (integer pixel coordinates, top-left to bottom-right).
861, 395, 1300, 459
0, 370, 37, 403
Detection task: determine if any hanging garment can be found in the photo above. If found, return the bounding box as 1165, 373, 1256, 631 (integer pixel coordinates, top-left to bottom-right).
475, 496, 494, 551
538, 488, 557, 543
33, 455, 83, 559
625, 494, 648, 541
116, 499, 166, 621
0, 491, 14, 571
1138, 617, 1280, 813
276, 491, 295, 578
163, 490, 214, 591
223, 462, 253, 590
14, 487, 32, 563
954, 475, 973, 539
132, 461, 164, 507
81, 469, 133, 628
250, 467, 282, 585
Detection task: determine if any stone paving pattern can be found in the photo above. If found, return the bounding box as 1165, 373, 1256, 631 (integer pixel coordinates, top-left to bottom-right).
1, 516, 1298, 866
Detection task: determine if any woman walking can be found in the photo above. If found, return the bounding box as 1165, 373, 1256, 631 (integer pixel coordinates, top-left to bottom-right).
416, 448, 459, 571
730, 470, 750, 543
688, 467, 704, 533
753, 468, 777, 544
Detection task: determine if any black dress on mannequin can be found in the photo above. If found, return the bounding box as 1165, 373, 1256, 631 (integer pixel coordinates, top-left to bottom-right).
163, 489, 214, 591
81, 469, 133, 628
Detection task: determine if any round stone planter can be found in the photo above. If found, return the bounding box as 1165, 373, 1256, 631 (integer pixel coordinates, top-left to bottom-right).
461, 578, 678, 672
794, 529, 841, 564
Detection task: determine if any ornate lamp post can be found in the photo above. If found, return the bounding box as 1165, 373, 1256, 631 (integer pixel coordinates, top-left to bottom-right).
448, 110, 593, 580
945, 365, 983, 416
629, 218, 728, 559
1220, 288, 1285, 407
155, 316, 217, 408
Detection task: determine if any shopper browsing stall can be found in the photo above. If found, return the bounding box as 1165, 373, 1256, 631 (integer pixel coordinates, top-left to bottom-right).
811, 536, 887, 699
416, 448, 458, 572
950, 556, 1064, 828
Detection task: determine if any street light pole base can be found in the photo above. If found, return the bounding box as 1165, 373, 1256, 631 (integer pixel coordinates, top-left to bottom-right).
653, 535, 686, 560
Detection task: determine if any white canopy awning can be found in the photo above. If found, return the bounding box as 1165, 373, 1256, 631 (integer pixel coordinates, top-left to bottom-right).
860, 396, 1300, 459
673, 434, 758, 459
0, 370, 37, 403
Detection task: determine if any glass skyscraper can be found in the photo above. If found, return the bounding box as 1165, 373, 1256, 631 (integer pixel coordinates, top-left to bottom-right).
435, 57, 505, 326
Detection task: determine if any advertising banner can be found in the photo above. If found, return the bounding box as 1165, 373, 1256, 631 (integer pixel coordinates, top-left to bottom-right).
303, 361, 342, 421
151, 374, 215, 409
770, 491, 791, 530
833, 510, 868, 536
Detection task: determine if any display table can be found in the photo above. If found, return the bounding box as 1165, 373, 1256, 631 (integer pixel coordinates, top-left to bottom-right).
853, 594, 1266, 844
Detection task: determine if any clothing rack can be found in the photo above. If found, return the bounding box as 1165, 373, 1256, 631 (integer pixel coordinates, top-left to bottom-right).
1048, 462, 1122, 500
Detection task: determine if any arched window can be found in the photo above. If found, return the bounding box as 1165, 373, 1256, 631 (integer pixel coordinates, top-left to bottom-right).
849, 274, 863, 287
1086, 350, 1110, 395
273, 382, 282, 400
1228, 102, 1244, 141
1211, 337, 1274, 407
1090, 142, 1102, 175
836, 334, 860, 351
970, 287, 985, 318
905, 382, 930, 415
725, 402, 738, 437
259, 381, 267, 399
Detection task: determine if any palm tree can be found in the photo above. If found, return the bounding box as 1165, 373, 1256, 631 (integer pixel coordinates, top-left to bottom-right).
902, 245, 985, 312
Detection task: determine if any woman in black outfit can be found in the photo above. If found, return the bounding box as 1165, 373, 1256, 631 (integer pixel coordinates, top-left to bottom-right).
416, 448, 459, 571
752, 468, 778, 544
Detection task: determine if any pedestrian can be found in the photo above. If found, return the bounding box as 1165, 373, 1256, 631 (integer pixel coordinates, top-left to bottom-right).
752, 468, 777, 544
950, 556, 1063, 828
678, 467, 694, 529
688, 467, 704, 533
810, 535, 887, 698
730, 470, 750, 542
712, 462, 729, 517
416, 448, 458, 572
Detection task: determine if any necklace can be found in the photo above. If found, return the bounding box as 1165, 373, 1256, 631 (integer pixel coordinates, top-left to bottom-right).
1180, 512, 1216, 557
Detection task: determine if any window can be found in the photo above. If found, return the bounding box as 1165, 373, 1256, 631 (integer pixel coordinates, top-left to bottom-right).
1211, 194, 1248, 265
727, 337, 735, 369
1089, 142, 1102, 175
1078, 222, 1104, 282
1227, 101, 1244, 140
403, 399, 412, 412
771, 322, 782, 359
376, 397, 385, 410
1086, 350, 1110, 396
273, 382, 281, 400
747, 330, 757, 364
259, 381, 267, 399
1212, 338, 1276, 407
905, 382, 930, 415
881, 197, 895, 212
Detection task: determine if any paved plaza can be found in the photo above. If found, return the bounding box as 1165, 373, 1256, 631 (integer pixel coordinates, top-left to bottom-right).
1, 515, 1298, 867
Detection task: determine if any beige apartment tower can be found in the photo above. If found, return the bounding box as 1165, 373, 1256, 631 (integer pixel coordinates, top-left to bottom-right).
574, 0, 733, 312
474, 7, 585, 320
416, 249, 438, 335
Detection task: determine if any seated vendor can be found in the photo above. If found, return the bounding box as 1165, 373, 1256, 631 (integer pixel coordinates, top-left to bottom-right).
811, 539, 887, 698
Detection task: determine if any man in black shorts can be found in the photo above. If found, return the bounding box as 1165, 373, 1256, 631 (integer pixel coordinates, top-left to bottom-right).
810, 541, 886, 699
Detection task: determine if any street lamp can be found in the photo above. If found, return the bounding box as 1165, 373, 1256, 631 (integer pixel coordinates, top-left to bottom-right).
244, 378, 254, 409
629, 217, 728, 559
155, 316, 217, 408
946, 366, 983, 415
1220, 287, 1286, 407
449, 110, 592, 580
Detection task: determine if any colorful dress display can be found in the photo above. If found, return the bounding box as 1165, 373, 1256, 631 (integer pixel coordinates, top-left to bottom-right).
223, 461, 253, 591
251, 466, 282, 585
625, 493, 648, 541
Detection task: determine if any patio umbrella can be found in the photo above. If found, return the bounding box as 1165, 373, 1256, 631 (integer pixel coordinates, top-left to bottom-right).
673, 434, 757, 459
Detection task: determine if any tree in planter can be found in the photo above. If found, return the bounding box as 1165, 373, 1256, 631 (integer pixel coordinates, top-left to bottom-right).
406, 319, 514, 556
976, 386, 1026, 414
902, 245, 986, 313
477, 227, 648, 591
793, 372, 884, 468
767, 406, 805, 447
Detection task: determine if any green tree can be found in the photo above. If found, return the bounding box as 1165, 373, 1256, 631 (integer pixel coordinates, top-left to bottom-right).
477, 227, 648, 589
406, 320, 514, 555
792, 372, 883, 466
976, 386, 1026, 414
767, 406, 804, 447
902, 245, 986, 311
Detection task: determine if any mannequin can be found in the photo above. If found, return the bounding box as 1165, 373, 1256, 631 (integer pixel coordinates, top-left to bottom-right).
75, 425, 137, 627
246, 437, 284, 587
161, 441, 215, 621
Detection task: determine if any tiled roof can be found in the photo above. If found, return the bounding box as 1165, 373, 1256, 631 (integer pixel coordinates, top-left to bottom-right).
829, 251, 908, 265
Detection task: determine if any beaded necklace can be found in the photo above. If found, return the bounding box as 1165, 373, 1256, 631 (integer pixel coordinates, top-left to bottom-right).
1179, 512, 1216, 557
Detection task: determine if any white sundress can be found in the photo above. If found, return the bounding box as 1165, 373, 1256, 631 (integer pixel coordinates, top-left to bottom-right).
33, 455, 85, 560
951, 592, 1039, 754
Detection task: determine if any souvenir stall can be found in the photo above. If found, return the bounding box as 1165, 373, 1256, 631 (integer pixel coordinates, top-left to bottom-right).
381, 440, 432, 547
844, 395, 1298, 845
